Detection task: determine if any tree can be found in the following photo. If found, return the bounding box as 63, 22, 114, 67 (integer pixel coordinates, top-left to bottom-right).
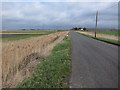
72, 27, 78, 30
83, 27, 87, 31
78, 27, 81, 30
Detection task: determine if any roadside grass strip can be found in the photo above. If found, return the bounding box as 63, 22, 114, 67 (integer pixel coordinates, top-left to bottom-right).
17, 32, 71, 88
77, 32, 120, 46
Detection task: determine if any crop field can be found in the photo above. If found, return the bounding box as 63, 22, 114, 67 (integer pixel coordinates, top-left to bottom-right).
97, 31, 119, 36
88, 30, 120, 36
1, 30, 62, 42
1, 34, 39, 38
2, 31, 68, 88
1, 30, 62, 34
76, 31, 119, 41
1, 34, 47, 42
77, 32, 120, 45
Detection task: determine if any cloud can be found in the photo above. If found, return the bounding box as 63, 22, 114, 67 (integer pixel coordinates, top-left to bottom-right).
2, 0, 119, 2
2, 2, 118, 30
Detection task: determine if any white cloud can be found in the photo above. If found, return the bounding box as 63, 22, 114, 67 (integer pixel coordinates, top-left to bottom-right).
1, 0, 119, 2
2, 2, 118, 30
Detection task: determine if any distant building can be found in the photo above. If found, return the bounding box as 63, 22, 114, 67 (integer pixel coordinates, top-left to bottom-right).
80, 28, 84, 31
72, 27, 87, 31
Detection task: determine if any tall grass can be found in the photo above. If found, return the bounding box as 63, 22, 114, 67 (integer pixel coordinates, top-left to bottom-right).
2, 31, 68, 88
18, 32, 71, 88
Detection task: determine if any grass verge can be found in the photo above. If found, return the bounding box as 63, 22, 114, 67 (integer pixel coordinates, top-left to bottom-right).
17, 32, 71, 88
77, 32, 120, 46
2, 34, 47, 41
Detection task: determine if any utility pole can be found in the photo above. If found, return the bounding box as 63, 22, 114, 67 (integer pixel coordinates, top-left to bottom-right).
95, 11, 98, 37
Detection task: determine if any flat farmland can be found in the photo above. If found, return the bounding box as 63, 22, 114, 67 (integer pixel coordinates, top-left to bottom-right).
1, 34, 48, 41
76, 31, 120, 45
1, 30, 61, 34
2, 31, 69, 88
1, 30, 63, 41
76, 31, 119, 41
1, 31, 62, 42
1, 34, 33, 38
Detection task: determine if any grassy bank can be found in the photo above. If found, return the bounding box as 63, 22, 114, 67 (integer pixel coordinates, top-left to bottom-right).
77, 32, 120, 45
2, 34, 47, 41
17, 33, 71, 88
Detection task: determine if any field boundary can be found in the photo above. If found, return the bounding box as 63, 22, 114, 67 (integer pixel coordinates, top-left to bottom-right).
2, 32, 68, 88
17, 32, 71, 88
76, 31, 119, 41
77, 32, 120, 46
78, 30, 119, 36
2, 34, 47, 41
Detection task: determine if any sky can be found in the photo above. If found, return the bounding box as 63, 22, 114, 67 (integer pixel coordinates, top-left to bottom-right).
1, 0, 119, 30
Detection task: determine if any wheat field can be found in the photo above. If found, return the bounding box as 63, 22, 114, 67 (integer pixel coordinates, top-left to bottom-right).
2, 31, 68, 88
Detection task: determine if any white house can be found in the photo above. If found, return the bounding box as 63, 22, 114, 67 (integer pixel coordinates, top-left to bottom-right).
80, 28, 84, 31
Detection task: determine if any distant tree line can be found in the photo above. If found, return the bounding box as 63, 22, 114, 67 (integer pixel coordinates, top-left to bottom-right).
72, 27, 88, 31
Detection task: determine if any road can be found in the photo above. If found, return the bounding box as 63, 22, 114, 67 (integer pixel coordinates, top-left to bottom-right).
70, 31, 118, 88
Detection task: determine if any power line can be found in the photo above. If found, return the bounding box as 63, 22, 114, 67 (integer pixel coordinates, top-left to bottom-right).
99, 3, 118, 12
80, 3, 118, 20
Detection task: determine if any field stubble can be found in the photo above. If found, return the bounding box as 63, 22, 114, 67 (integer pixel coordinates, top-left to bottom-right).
2, 31, 68, 88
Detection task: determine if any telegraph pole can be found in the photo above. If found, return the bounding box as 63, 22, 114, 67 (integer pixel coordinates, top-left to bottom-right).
95, 11, 98, 37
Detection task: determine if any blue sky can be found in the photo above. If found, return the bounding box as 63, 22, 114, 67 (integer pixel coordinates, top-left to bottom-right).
1, 1, 118, 30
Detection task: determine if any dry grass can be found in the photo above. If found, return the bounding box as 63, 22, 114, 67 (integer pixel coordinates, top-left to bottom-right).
76, 31, 119, 41
2, 31, 68, 88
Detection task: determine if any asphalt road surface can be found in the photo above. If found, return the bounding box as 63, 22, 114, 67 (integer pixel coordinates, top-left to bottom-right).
70, 31, 118, 88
